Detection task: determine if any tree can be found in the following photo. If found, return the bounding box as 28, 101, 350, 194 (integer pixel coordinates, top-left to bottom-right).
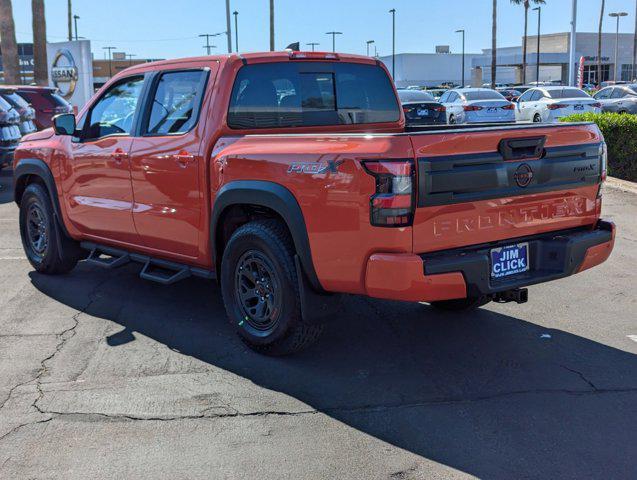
511, 0, 545, 84
0, 0, 21, 85
32, 0, 47, 85
597, 0, 605, 86
491, 0, 497, 88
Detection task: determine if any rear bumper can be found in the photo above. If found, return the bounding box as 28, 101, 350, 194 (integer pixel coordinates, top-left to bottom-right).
364, 220, 615, 302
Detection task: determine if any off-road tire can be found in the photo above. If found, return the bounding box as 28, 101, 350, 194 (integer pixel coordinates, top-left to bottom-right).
19, 183, 82, 274
429, 295, 491, 312
220, 219, 323, 355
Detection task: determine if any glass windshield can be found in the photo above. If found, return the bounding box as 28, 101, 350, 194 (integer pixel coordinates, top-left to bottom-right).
228, 62, 400, 129
463, 90, 505, 101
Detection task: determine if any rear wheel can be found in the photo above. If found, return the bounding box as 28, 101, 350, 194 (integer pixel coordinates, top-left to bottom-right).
19, 183, 82, 274
429, 295, 491, 312
448, 114, 456, 125
220, 219, 323, 355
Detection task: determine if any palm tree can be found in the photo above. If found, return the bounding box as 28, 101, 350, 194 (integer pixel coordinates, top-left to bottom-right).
511, 0, 545, 84
491, 0, 497, 88
0, 0, 21, 84
597, 0, 605, 86
32, 0, 47, 85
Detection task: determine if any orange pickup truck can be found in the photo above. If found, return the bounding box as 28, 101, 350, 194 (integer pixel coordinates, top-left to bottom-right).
13, 51, 615, 354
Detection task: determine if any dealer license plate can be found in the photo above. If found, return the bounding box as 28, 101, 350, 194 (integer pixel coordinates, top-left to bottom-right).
490, 243, 530, 279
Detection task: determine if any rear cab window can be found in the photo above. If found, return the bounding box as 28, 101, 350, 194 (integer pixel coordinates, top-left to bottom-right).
227, 61, 399, 129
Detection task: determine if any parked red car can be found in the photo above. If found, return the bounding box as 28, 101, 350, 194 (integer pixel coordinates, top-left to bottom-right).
11, 86, 72, 130
13, 52, 615, 354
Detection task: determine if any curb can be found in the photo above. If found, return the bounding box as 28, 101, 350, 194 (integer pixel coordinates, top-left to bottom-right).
605, 177, 637, 195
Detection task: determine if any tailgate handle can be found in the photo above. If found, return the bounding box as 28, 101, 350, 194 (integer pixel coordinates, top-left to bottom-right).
498, 136, 546, 160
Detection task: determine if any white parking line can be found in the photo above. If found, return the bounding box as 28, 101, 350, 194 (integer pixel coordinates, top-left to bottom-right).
628, 335, 637, 343
0, 256, 26, 260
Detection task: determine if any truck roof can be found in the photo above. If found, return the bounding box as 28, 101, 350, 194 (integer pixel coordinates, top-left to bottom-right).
120, 51, 378, 75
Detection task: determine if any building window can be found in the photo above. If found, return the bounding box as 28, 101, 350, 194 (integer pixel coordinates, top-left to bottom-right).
621, 64, 635, 82
583, 64, 610, 84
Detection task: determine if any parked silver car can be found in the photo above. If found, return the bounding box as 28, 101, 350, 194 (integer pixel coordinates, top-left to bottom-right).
593, 84, 637, 114
514, 86, 601, 123
438, 88, 515, 124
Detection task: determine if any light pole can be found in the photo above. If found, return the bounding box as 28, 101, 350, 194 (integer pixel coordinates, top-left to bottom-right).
225, 0, 232, 53
233, 11, 239, 52
455, 29, 465, 86
609, 12, 628, 81
73, 14, 80, 41
199, 33, 223, 55
326, 31, 342, 52
389, 8, 396, 78
366, 40, 374, 57
125, 53, 136, 66
306, 42, 319, 52
533, 6, 541, 84
568, 0, 577, 86
102, 46, 116, 78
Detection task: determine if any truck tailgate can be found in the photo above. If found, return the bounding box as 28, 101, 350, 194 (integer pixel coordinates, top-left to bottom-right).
410, 123, 604, 253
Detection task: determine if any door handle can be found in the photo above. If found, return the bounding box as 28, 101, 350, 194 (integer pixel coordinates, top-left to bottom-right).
110, 148, 129, 164
173, 151, 195, 168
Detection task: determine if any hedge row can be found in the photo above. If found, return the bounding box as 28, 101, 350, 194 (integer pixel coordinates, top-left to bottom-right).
560, 112, 637, 182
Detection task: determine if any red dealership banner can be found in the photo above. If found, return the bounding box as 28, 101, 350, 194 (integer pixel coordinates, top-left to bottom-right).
577, 56, 585, 88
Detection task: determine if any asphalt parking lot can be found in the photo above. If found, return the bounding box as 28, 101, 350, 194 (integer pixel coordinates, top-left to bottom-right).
0, 167, 636, 479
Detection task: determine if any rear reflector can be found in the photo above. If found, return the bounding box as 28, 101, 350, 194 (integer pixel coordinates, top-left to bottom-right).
363, 160, 415, 228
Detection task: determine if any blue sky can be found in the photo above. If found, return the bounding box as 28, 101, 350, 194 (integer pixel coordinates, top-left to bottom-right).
11, 0, 636, 59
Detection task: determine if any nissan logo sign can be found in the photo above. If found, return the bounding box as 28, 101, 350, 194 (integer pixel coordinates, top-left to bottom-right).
51, 49, 78, 99
514, 163, 534, 188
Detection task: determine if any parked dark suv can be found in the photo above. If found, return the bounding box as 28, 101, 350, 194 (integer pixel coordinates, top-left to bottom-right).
0, 88, 37, 136
11, 86, 72, 130
0, 95, 21, 169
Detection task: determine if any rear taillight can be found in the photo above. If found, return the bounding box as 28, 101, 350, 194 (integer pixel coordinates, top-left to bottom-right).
501, 103, 515, 110
600, 141, 607, 182
463, 105, 482, 111
363, 160, 415, 227
592, 102, 602, 109
402, 106, 413, 113
547, 103, 567, 110
433, 105, 446, 112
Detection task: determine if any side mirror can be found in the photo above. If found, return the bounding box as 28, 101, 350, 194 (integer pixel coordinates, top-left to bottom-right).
53, 113, 76, 136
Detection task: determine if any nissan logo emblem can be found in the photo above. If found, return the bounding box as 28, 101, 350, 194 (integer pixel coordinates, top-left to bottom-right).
51, 49, 78, 99
514, 163, 533, 188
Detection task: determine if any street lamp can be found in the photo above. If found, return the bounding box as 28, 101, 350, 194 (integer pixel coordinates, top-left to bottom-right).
306, 42, 319, 52
73, 15, 80, 41
366, 40, 375, 57
533, 6, 541, 84
233, 11, 239, 52
102, 46, 116, 78
325, 31, 342, 52
455, 29, 465, 87
389, 8, 396, 78
609, 12, 629, 81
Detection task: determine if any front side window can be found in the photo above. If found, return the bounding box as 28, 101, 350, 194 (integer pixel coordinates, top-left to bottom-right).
145, 70, 208, 135
83, 76, 144, 140
611, 88, 626, 99
227, 62, 399, 129
594, 88, 612, 100
530, 90, 543, 101
518, 89, 535, 102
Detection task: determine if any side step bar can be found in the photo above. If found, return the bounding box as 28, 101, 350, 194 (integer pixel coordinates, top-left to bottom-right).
80, 242, 215, 285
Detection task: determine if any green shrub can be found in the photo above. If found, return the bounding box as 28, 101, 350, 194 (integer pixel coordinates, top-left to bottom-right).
559, 112, 637, 182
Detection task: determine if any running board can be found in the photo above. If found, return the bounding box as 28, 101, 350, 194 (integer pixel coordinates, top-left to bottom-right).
80, 242, 215, 284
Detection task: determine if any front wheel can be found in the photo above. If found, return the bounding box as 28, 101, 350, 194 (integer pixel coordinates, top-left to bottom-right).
19, 183, 83, 274
448, 115, 456, 125
533, 113, 542, 123
220, 219, 323, 355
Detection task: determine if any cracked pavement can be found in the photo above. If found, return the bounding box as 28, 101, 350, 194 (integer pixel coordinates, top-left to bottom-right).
1, 168, 637, 479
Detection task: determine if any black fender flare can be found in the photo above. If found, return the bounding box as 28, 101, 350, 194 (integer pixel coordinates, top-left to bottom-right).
211, 180, 323, 292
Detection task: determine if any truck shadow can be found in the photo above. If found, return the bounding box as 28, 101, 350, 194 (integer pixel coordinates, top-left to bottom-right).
29, 264, 637, 479
0, 168, 14, 204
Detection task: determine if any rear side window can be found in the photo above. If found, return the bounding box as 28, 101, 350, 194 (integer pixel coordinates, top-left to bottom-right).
145, 70, 208, 135
227, 62, 399, 129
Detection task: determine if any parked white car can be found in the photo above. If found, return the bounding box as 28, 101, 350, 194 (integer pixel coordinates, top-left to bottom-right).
514, 86, 601, 123
439, 88, 515, 124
